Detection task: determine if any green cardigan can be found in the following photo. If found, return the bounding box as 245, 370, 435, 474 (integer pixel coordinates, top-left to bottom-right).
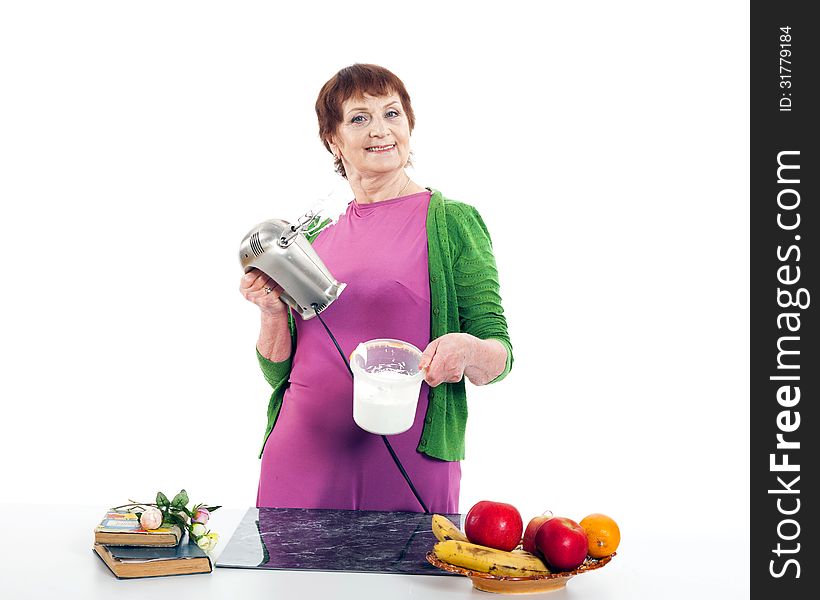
256, 188, 513, 461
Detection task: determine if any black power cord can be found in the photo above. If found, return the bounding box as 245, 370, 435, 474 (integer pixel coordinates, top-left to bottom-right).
312, 303, 430, 514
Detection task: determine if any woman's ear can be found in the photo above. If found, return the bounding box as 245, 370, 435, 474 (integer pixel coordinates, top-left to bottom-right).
327, 139, 340, 159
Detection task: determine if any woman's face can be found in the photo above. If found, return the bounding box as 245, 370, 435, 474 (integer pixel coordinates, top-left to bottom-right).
329, 93, 411, 179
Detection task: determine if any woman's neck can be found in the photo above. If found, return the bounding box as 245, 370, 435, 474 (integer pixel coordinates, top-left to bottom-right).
348, 170, 421, 204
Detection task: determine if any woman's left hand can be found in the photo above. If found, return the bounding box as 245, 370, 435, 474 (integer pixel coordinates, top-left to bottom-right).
418, 333, 476, 387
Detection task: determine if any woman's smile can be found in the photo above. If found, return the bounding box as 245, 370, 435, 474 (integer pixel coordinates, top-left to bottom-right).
366, 143, 396, 153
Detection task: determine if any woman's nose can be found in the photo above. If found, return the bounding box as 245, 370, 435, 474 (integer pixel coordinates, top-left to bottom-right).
369, 116, 388, 137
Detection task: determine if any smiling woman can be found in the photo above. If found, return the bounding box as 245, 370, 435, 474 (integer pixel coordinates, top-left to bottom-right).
330, 94, 412, 196
316, 66, 419, 203
239, 64, 514, 513
315, 64, 415, 179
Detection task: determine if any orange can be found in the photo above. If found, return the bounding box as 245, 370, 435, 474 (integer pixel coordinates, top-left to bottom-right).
579, 513, 620, 558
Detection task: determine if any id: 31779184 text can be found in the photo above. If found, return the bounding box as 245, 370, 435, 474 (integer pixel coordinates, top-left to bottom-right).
779, 26, 793, 112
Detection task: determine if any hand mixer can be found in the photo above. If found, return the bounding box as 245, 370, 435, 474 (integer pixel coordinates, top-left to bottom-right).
239, 212, 430, 513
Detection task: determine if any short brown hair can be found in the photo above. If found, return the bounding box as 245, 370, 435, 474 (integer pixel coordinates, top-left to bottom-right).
315, 64, 415, 178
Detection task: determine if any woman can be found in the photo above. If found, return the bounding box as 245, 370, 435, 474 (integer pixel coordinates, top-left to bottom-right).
240, 64, 513, 513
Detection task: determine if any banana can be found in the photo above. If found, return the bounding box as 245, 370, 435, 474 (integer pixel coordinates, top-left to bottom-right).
433, 539, 551, 577
431, 514, 469, 543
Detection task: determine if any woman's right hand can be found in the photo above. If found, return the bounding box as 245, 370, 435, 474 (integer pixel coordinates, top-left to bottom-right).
240, 268, 288, 317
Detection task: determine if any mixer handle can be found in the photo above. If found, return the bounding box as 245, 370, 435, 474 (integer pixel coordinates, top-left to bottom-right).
277, 210, 316, 247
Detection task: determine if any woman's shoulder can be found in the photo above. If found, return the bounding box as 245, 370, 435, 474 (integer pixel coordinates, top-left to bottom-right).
428, 189, 493, 251
429, 189, 488, 234
429, 188, 482, 220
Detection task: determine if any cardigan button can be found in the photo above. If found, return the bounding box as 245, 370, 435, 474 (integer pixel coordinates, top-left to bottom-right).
424, 416, 432, 424
431, 275, 438, 282
433, 307, 440, 315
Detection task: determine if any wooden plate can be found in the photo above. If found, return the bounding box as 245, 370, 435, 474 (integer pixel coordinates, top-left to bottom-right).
425, 552, 615, 594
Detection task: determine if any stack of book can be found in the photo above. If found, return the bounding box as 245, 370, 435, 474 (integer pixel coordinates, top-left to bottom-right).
93, 509, 213, 579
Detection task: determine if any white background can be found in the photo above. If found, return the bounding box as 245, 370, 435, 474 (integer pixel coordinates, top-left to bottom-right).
0, 0, 749, 595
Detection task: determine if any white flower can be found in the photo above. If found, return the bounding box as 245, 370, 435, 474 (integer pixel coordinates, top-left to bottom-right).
197, 532, 219, 552
139, 507, 163, 530
191, 523, 207, 538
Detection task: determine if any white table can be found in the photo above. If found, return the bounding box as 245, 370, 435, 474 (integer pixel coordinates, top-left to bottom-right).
1, 504, 748, 599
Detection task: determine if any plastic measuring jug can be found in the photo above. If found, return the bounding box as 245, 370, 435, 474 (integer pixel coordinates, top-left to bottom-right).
350, 338, 425, 435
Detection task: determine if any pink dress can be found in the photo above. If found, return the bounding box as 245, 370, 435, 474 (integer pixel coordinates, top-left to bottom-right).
257, 191, 461, 512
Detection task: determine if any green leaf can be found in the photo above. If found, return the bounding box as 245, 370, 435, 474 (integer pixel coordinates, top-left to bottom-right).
167, 513, 187, 530
134, 511, 143, 522
173, 507, 190, 522
171, 489, 189, 508
156, 491, 170, 507
206, 505, 222, 512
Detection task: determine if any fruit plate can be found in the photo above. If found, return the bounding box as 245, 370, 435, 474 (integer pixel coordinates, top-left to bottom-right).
424, 552, 615, 595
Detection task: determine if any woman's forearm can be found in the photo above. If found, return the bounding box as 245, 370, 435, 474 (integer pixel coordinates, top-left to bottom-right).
257, 311, 292, 362
464, 337, 508, 386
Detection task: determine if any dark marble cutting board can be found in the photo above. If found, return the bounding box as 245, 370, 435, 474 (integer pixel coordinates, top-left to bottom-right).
215, 507, 462, 575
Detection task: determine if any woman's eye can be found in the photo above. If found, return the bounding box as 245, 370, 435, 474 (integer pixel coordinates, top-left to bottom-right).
386, 109, 400, 118
351, 115, 367, 124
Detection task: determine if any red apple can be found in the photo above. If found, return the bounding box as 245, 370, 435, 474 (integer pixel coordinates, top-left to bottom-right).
522, 514, 552, 554
534, 517, 588, 571
464, 500, 523, 552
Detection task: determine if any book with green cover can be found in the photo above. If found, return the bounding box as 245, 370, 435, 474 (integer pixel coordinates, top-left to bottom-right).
94, 510, 182, 547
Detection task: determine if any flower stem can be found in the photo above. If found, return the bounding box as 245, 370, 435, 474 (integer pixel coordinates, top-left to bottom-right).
109, 502, 158, 510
